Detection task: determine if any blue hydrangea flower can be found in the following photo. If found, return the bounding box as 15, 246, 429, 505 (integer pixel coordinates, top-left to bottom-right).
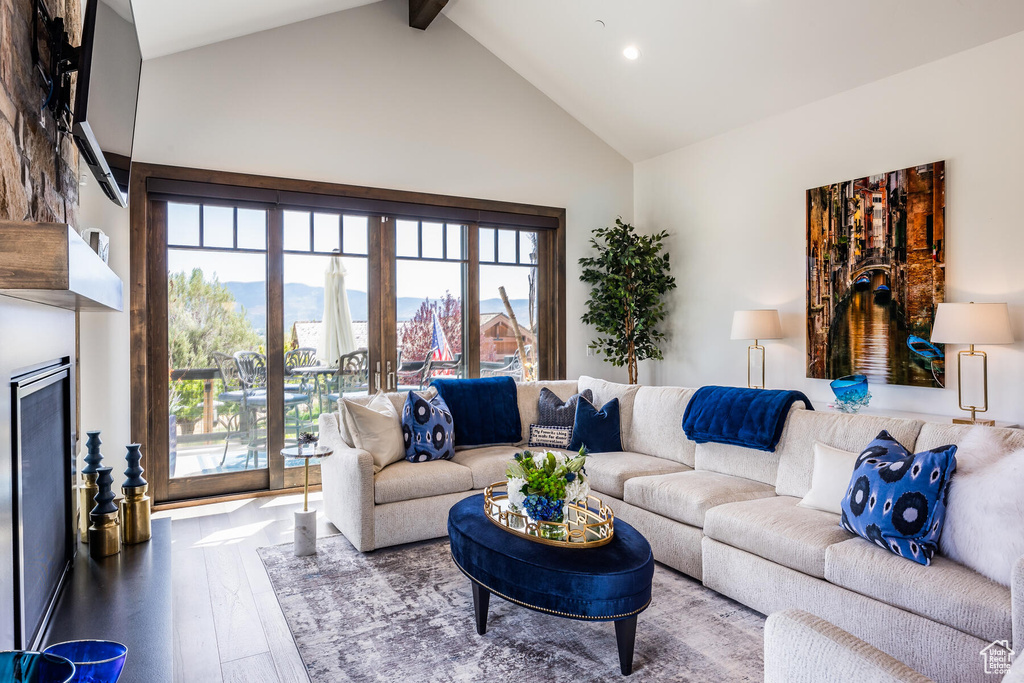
523, 494, 564, 522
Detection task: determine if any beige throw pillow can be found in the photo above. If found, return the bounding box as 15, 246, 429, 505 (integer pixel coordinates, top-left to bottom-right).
341, 391, 405, 472
798, 442, 860, 515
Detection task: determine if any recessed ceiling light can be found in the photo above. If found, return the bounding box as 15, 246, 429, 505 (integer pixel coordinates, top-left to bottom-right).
623, 45, 641, 61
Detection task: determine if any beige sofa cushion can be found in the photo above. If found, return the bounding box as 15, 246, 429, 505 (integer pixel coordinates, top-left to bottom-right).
825, 537, 1012, 644
774, 410, 923, 499
373, 459, 473, 505
451, 445, 521, 490
336, 388, 437, 447
584, 451, 689, 499
515, 380, 580, 444
764, 609, 934, 683
628, 385, 697, 466
578, 376, 639, 442
704, 495, 854, 579
623, 470, 775, 528
914, 421, 1024, 453
341, 392, 405, 473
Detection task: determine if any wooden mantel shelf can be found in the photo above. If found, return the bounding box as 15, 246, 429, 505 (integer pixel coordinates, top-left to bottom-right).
0, 221, 123, 312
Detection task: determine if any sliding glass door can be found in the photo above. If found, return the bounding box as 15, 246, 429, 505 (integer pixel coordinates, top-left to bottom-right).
138, 167, 565, 504
165, 202, 270, 494
281, 211, 370, 486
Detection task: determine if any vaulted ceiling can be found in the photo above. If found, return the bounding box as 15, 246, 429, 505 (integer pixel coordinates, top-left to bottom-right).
127, 0, 1024, 161
131, 0, 380, 60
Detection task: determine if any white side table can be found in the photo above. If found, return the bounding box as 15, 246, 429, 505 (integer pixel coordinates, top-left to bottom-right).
281, 445, 333, 556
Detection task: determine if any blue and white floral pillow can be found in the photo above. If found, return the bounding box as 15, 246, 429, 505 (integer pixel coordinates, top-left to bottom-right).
402, 391, 455, 462
840, 430, 957, 566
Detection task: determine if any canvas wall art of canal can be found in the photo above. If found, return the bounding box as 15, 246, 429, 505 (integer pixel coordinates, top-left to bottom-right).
806, 161, 946, 389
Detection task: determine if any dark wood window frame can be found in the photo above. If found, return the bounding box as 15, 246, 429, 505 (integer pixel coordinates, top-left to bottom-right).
130, 163, 566, 505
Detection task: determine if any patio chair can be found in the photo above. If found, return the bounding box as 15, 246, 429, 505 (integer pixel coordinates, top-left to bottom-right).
481, 345, 531, 381
419, 350, 463, 389
325, 348, 369, 408
211, 352, 249, 468
234, 351, 312, 468
284, 347, 319, 394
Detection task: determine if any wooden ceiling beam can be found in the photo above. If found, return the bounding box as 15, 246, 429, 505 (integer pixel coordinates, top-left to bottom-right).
409, 0, 448, 30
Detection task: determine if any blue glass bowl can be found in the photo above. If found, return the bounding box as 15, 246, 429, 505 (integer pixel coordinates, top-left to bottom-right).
42, 641, 126, 683
830, 374, 871, 413
0, 651, 76, 683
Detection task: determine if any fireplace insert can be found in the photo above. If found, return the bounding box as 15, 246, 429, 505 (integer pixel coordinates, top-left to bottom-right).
10, 358, 76, 650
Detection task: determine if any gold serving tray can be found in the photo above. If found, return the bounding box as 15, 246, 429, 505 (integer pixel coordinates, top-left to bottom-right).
483, 481, 615, 548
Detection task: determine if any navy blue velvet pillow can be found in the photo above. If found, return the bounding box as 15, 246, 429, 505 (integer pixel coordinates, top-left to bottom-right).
568, 397, 621, 453
402, 391, 455, 462
840, 430, 957, 566
430, 377, 522, 448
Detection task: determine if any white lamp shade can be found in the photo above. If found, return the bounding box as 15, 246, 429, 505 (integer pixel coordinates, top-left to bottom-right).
731, 309, 783, 341
930, 303, 1013, 345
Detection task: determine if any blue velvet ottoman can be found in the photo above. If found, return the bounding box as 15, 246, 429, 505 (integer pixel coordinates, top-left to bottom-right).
448, 494, 654, 675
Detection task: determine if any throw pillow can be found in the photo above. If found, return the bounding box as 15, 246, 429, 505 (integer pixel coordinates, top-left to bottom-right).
341, 391, 405, 473
798, 442, 860, 515
840, 430, 957, 566
568, 397, 622, 453
528, 424, 573, 449
538, 388, 593, 428
939, 427, 1024, 587
430, 377, 522, 448
401, 390, 455, 462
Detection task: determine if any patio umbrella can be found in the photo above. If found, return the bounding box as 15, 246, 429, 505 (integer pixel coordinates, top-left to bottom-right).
317, 256, 356, 365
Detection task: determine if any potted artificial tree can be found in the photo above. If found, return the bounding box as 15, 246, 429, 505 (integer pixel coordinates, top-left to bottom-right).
579, 218, 677, 384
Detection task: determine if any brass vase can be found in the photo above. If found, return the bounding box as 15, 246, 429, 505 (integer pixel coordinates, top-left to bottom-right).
119, 444, 151, 544
120, 484, 151, 544
79, 473, 98, 543
88, 466, 121, 559
80, 430, 105, 543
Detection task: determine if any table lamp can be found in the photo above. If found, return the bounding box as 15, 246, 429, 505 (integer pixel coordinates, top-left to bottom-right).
930, 302, 1013, 425
731, 310, 782, 389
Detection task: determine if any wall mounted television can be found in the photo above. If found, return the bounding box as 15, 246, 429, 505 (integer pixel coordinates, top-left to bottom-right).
72, 0, 142, 207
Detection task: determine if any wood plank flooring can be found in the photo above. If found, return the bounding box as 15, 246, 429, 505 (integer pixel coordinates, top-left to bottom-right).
156, 492, 334, 683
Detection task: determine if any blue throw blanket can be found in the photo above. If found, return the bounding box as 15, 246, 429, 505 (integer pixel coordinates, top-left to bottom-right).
681, 386, 813, 452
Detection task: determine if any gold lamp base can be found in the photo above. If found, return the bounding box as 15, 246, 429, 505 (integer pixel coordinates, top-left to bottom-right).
952, 417, 995, 426
953, 346, 995, 427
747, 342, 766, 389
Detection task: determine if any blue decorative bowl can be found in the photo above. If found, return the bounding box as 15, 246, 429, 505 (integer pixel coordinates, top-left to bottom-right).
0, 651, 76, 683
830, 374, 871, 413
42, 641, 126, 683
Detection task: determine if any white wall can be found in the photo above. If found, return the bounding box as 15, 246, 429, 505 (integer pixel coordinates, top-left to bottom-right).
78, 175, 132, 489
78, 0, 634, 474
635, 30, 1024, 424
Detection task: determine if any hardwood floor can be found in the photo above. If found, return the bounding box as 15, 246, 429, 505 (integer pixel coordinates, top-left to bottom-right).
156, 492, 334, 683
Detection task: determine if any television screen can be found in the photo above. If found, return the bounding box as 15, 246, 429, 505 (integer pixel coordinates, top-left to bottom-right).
72, 0, 142, 207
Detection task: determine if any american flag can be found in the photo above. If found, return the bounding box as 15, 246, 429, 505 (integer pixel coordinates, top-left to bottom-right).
430, 312, 455, 374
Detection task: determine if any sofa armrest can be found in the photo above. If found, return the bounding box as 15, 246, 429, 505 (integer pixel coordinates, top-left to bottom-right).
318, 413, 376, 552
765, 609, 933, 683
1014, 556, 1024, 654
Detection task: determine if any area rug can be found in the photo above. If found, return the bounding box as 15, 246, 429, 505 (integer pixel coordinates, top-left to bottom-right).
258, 535, 765, 682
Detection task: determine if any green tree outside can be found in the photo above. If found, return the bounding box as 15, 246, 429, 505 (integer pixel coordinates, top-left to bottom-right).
169, 269, 262, 432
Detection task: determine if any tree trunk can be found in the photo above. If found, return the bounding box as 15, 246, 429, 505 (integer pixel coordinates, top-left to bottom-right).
623, 270, 637, 384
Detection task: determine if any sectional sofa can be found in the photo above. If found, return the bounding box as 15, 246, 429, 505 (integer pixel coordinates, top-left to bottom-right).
318, 376, 1022, 683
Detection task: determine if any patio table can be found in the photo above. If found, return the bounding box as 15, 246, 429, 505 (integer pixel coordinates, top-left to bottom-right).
288, 365, 335, 414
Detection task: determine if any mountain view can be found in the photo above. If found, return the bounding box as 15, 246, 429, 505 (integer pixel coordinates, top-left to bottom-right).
223, 282, 532, 332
